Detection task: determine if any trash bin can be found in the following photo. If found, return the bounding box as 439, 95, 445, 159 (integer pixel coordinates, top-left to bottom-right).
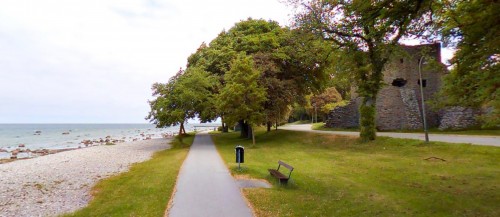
235, 145, 244, 163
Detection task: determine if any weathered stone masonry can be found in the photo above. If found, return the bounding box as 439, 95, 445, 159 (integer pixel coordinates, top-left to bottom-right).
326, 43, 457, 130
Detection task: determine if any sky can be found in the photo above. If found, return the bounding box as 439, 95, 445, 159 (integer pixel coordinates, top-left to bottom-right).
0, 0, 291, 123
0, 0, 453, 123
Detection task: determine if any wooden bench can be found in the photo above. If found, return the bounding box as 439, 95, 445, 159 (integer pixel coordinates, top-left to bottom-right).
268, 160, 294, 184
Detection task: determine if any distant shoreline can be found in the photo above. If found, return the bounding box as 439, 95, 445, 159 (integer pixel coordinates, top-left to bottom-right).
0, 123, 194, 162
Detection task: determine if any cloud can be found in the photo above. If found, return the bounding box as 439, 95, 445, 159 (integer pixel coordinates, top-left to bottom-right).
0, 0, 291, 123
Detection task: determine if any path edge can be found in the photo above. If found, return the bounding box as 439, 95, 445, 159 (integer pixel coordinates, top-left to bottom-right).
163, 136, 195, 217
207, 134, 257, 217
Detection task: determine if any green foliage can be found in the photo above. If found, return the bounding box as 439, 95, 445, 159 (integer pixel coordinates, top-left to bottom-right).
435, 0, 500, 127
186, 18, 332, 130
146, 68, 217, 133
146, 69, 185, 128
359, 101, 376, 141
216, 55, 267, 127
325, 52, 354, 99
290, 0, 436, 141
310, 87, 343, 118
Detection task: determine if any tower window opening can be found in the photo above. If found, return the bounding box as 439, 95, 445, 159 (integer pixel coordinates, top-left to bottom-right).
392, 78, 407, 87
417, 79, 427, 87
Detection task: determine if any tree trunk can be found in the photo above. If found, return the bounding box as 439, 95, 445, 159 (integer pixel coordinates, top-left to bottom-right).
266, 121, 271, 132
239, 120, 248, 138
179, 122, 184, 135
221, 116, 229, 133
359, 96, 376, 141
275, 119, 278, 130
247, 124, 253, 139
251, 125, 256, 145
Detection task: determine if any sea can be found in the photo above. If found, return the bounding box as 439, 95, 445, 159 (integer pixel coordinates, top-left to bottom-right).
0, 124, 196, 159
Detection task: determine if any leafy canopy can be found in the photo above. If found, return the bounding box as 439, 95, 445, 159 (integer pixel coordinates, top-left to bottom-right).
435, 0, 499, 126
216, 55, 267, 126
146, 68, 216, 131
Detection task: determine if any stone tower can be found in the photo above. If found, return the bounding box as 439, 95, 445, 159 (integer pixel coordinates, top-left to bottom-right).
326, 43, 446, 130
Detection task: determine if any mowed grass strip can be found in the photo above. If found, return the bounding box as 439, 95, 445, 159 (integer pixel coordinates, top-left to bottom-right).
62, 134, 194, 217
211, 129, 500, 217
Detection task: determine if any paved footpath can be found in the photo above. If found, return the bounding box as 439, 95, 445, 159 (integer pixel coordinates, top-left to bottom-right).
281, 124, 500, 147
168, 132, 253, 217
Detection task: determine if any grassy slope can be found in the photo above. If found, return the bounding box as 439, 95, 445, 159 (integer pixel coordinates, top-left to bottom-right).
312, 122, 500, 136
63, 134, 194, 217
311, 122, 359, 132
211, 129, 500, 217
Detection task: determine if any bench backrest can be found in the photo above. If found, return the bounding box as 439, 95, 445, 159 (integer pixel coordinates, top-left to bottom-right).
277, 160, 294, 179
278, 160, 294, 171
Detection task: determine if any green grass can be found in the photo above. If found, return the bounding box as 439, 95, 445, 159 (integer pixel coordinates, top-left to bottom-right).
62, 134, 194, 217
312, 122, 500, 136
211, 129, 500, 217
312, 122, 359, 131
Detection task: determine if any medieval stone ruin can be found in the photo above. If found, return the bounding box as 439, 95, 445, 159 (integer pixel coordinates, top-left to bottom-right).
325, 43, 480, 130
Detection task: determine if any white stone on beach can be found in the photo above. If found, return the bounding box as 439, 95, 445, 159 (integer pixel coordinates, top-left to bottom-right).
0, 138, 171, 217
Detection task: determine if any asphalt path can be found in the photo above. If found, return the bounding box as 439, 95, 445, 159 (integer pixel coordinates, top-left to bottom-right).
280, 124, 500, 147
167, 132, 253, 217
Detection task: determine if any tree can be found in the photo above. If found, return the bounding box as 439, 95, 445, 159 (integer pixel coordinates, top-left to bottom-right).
146, 68, 216, 134
435, 0, 499, 127
309, 87, 343, 121
187, 19, 332, 134
290, 0, 435, 141
187, 33, 237, 132
216, 55, 267, 145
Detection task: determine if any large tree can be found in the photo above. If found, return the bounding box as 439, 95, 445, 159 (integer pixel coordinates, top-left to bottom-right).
146, 68, 216, 134
290, 0, 435, 141
187, 18, 332, 134
435, 0, 499, 127
217, 55, 267, 144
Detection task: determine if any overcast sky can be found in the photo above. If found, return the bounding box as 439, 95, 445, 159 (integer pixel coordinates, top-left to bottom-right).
0, 0, 453, 124
0, 0, 291, 123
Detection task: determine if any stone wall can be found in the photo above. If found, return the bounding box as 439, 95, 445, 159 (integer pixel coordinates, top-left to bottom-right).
381, 43, 443, 129
400, 88, 424, 130
439, 106, 480, 130
325, 100, 359, 128
326, 43, 445, 130
376, 87, 408, 130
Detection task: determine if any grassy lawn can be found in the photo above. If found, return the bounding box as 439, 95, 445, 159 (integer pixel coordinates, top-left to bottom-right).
62, 134, 194, 217
312, 122, 500, 136
211, 129, 500, 217
311, 122, 359, 132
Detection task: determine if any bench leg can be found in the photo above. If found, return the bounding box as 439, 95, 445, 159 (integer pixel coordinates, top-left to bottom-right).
279, 179, 288, 185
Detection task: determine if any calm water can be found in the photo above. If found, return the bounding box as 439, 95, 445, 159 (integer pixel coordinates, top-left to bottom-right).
0, 124, 193, 151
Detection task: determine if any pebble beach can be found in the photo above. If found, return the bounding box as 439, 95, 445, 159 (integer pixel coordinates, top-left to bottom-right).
0, 138, 171, 217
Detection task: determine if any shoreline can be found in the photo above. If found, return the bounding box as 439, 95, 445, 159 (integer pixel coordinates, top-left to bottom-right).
0, 131, 178, 163
0, 138, 172, 217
